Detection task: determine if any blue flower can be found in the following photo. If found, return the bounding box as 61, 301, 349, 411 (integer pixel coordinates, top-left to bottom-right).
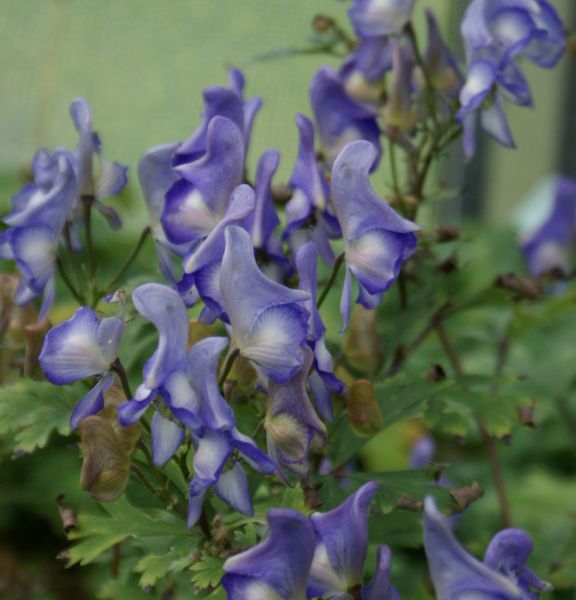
331, 140, 420, 330
461, 0, 565, 69
424, 496, 551, 599
283, 114, 340, 267
39, 307, 123, 428
349, 0, 415, 38
222, 509, 317, 600
310, 67, 381, 169
161, 116, 245, 247
307, 481, 399, 599
264, 345, 326, 478
219, 225, 310, 383
520, 176, 576, 276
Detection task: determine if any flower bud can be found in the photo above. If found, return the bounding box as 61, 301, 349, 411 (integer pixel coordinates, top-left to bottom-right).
348, 379, 383, 436
343, 305, 381, 372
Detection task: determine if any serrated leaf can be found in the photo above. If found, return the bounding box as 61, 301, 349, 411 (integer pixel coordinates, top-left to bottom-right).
0, 380, 79, 453
67, 495, 195, 567
190, 555, 224, 589
135, 542, 197, 588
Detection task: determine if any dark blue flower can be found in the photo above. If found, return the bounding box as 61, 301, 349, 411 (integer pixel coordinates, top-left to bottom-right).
222, 509, 316, 600
331, 140, 420, 330
39, 307, 123, 428
424, 496, 551, 599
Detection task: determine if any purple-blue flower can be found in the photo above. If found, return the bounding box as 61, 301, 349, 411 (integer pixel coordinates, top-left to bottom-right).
222, 509, 317, 600
265, 346, 326, 478
348, 0, 415, 38
175, 68, 261, 165
310, 67, 381, 168
184, 337, 275, 527
296, 242, 343, 420
424, 496, 551, 599
161, 116, 245, 247
219, 225, 310, 383
461, 0, 565, 69
39, 307, 123, 428
283, 114, 340, 267
520, 176, 576, 276
307, 481, 399, 599
331, 140, 420, 330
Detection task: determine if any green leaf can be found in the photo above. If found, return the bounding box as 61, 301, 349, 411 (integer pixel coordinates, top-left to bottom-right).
67, 495, 197, 567
190, 555, 224, 589
0, 380, 79, 453
97, 580, 151, 600
135, 540, 198, 588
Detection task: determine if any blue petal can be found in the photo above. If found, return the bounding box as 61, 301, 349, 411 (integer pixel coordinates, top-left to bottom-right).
96, 159, 128, 198
10, 225, 57, 294
214, 462, 253, 516
117, 384, 155, 425
70, 98, 96, 196
132, 283, 189, 389
362, 545, 400, 600
39, 307, 113, 384
308, 481, 379, 595
349, 0, 415, 37
70, 371, 115, 429
151, 410, 185, 466
222, 509, 316, 600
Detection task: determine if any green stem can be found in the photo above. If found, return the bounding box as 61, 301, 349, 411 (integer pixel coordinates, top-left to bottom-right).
317, 252, 345, 309
219, 348, 240, 389
105, 226, 151, 292
435, 321, 512, 528
82, 194, 97, 280
388, 134, 400, 195
56, 256, 85, 304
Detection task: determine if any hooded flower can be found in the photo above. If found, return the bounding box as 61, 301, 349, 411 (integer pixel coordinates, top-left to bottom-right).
310, 67, 381, 168
161, 116, 245, 247
184, 337, 276, 527
265, 346, 326, 478
219, 225, 310, 383
520, 176, 576, 276
295, 242, 343, 420
461, 0, 565, 69
307, 481, 399, 599
174, 68, 261, 165
39, 307, 123, 428
331, 140, 420, 330
222, 509, 317, 600
283, 114, 340, 267
423, 496, 551, 599
348, 0, 415, 38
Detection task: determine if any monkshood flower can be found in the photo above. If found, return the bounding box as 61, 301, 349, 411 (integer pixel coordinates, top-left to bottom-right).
0, 153, 77, 320
424, 496, 551, 599
265, 346, 326, 478
161, 116, 245, 247
458, 47, 533, 158
39, 307, 123, 429
348, 0, 415, 38
180, 184, 256, 319
461, 0, 565, 69
137, 141, 186, 282
175, 68, 261, 165
520, 176, 576, 276
383, 43, 418, 132
222, 509, 317, 600
219, 225, 310, 383
243, 149, 288, 278
421, 8, 463, 98
310, 67, 381, 168
117, 283, 204, 458
185, 336, 275, 526
340, 37, 393, 105
307, 481, 400, 599
296, 242, 343, 420
284, 114, 340, 267
331, 140, 420, 330
69, 98, 128, 228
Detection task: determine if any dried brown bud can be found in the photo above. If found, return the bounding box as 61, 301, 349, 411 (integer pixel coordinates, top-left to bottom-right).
55, 494, 77, 534
395, 495, 422, 511
426, 364, 447, 382
494, 273, 543, 301
437, 253, 459, 274
79, 416, 138, 502
517, 404, 536, 428
347, 379, 383, 437
436, 225, 460, 243
313, 14, 334, 33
